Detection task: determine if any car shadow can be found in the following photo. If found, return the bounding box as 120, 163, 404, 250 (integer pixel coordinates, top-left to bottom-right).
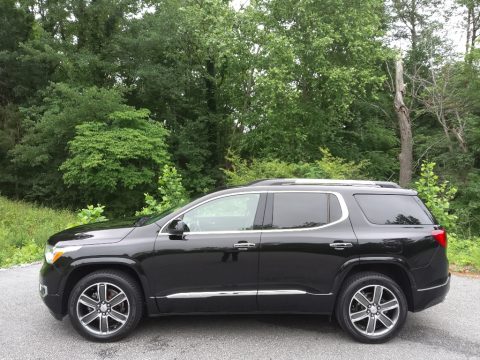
135, 313, 342, 335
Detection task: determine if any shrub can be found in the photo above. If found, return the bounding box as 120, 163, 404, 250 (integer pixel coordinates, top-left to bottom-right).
223, 148, 369, 186
415, 162, 457, 230
137, 165, 188, 216
68, 204, 108, 228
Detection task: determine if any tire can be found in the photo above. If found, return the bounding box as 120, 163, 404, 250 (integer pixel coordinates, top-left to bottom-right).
68, 270, 143, 342
335, 272, 408, 344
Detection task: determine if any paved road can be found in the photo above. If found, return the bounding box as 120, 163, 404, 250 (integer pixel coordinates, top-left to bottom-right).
0, 264, 479, 360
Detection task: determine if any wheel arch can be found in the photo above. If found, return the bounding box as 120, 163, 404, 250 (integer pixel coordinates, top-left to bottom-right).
334, 258, 416, 311
60, 258, 156, 316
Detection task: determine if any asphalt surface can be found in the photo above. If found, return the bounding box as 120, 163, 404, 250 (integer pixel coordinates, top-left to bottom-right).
0, 264, 479, 360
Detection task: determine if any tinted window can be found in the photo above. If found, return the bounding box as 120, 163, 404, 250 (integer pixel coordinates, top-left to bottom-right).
355, 194, 434, 225
182, 193, 260, 232
272, 193, 328, 229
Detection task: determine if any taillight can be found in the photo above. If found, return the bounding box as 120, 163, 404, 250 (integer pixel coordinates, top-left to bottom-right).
432, 229, 447, 248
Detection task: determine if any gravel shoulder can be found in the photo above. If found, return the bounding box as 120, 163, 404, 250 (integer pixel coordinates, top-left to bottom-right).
0, 264, 479, 360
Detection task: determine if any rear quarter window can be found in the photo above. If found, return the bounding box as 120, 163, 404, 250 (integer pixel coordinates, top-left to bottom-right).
354, 194, 434, 225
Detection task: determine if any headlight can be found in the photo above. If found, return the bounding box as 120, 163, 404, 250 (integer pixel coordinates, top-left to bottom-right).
44, 244, 82, 264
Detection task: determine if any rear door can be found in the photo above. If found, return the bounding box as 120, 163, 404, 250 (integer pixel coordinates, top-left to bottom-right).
257, 191, 358, 312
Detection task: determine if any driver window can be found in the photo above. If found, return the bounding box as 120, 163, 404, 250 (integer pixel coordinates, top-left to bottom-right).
182, 193, 260, 232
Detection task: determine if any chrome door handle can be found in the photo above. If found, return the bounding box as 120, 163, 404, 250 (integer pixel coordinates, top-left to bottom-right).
233, 242, 256, 249
329, 242, 353, 250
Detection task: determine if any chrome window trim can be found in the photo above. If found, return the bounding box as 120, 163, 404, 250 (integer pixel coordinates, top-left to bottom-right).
159, 190, 349, 235
158, 290, 333, 299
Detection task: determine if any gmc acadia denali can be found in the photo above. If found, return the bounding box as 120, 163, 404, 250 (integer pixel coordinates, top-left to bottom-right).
39, 179, 450, 343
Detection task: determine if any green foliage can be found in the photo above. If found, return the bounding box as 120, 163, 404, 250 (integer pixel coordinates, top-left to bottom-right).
0, 0, 479, 271
137, 165, 188, 216
448, 234, 480, 272
1, 240, 43, 268
223, 152, 302, 186
452, 172, 480, 237
415, 162, 458, 230
10, 83, 131, 206
60, 109, 170, 215
0, 196, 75, 267
230, 0, 390, 163
223, 148, 368, 186
303, 149, 369, 180
68, 205, 108, 228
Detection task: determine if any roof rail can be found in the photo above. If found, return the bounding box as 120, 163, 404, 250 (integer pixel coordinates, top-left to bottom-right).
247, 178, 401, 188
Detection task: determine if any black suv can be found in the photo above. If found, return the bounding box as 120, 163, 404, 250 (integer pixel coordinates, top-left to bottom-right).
39, 179, 450, 343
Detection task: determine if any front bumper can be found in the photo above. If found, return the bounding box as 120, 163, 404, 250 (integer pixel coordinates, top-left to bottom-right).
39, 261, 66, 320
412, 273, 451, 312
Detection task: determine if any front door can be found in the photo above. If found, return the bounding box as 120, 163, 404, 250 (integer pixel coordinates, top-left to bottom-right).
154, 192, 266, 313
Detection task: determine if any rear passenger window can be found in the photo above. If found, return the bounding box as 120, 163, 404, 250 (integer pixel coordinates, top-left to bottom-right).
272, 193, 340, 229
355, 194, 434, 225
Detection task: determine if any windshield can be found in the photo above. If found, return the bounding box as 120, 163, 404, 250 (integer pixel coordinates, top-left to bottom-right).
134, 206, 181, 226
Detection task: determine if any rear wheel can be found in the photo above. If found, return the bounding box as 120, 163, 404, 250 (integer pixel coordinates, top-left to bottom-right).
335, 272, 408, 343
68, 270, 143, 341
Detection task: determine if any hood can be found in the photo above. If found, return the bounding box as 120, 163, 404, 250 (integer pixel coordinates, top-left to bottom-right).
47, 218, 138, 247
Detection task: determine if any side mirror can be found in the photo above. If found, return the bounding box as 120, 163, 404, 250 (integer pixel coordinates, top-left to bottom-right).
168, 219, 188, 236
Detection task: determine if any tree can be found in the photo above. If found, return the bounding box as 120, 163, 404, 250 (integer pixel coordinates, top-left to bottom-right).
60, 109, 171, 214
115, 0, 236, 194
458, 0, 480, 52
10, 84, 131, 206
230, 0, 390, 164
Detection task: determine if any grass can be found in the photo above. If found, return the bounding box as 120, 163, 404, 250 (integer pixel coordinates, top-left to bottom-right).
0, 196, 76, 267
1, 195, 479, 273
448, 235, 480, 274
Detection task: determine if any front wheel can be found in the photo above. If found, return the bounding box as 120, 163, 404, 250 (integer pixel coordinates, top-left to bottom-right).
335, 272, 408, 343
68, 270, 143, 341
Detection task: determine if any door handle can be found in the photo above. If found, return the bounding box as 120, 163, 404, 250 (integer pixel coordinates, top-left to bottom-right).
233, 242, 256, 249
329, 242, 353, 250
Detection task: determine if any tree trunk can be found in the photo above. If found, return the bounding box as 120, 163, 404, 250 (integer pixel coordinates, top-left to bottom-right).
394, 56, 413, 187
467, 6, 472, 53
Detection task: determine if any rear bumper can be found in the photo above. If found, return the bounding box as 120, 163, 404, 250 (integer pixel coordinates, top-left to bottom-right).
412, 273, 450, 312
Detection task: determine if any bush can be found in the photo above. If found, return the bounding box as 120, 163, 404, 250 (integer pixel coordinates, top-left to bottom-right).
68, 204, 108, 228
223, 148, 369, 186
415, 162, 457, 230
137, 165, 188, 216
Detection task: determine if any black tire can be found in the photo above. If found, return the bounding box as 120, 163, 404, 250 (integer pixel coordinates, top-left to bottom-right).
335, 272, 408, 344
68, 270, 143, 342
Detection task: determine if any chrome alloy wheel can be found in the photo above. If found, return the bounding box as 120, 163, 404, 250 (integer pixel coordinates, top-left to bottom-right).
348, 284, 400, 337
76, 282, 130, 336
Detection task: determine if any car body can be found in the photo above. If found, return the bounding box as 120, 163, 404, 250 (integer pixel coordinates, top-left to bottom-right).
39, 179, 450, 343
